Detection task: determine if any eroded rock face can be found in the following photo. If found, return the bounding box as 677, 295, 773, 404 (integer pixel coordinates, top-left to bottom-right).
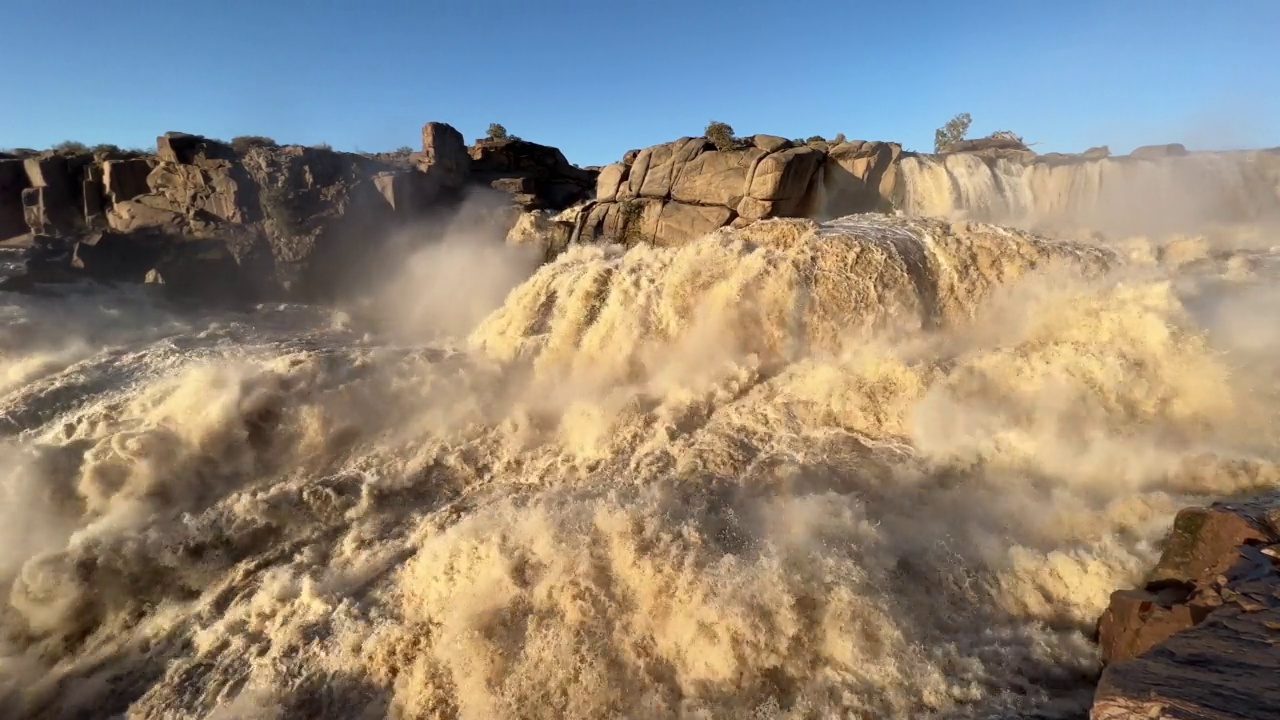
1092, 495, 1280, 719
7, 123, 548, 302
468, 137, 597, 212
578, 135, 901, 247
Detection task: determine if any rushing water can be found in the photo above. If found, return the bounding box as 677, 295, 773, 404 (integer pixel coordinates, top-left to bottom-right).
1, 214, 1279, 719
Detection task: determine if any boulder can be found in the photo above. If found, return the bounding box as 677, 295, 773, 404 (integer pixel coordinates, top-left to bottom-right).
414, 122, 470, 185
670, 146, 764, 207
740, 145, 824, 218
750, 134, 792, 153
815, 141, 901, 217
1083, 145, 1111, 160
595, 163, 628, 202
1129, 143, 1188, 160
103, 158, 152, 204
469, 138, 596, 211
1091, 495, 1280, 718
155, 132, 236, 166
654, 202, 734, 247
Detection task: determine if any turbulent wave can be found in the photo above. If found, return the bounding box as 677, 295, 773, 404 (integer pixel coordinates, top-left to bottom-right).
1, 213, 1278, 720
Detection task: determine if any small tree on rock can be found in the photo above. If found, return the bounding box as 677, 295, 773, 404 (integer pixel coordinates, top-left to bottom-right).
486, 123, 510, 141
934, 112, 972, 152
705, 120, 736, 151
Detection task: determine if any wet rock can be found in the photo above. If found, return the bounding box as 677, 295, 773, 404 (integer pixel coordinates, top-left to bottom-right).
145, 238, 247, 305
1092, 495, 1280, 718
71, 230, 168, 283
1092, 606, 1280, 719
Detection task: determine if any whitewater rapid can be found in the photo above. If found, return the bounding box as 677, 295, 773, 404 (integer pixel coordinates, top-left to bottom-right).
1, 214, 1278, 719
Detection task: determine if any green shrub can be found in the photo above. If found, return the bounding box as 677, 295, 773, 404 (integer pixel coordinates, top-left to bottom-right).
832, 132, 847, 144
394, 145, 414, 154
52, 140, 90, 155
934, 112, 971, 152
486, 123, 510, 141
705, 121, 737, 151
312, 142, 333, 151
617, 199, 643, 244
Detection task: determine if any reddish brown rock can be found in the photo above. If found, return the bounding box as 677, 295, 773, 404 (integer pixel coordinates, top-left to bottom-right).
1148, 506, 1272, 585
1092, 495, 1280, 719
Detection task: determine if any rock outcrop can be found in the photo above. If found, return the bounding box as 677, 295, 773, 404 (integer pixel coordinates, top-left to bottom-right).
468, 137, 596, 211
1, 123, 595, 301
1091, 495, 1280, 719
576, 135, 900, 247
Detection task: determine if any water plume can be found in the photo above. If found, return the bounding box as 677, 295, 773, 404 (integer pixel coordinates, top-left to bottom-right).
0, 211, 1277, 720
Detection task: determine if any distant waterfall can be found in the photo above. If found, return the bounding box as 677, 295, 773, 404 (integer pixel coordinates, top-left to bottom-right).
897, 152, 1280, 235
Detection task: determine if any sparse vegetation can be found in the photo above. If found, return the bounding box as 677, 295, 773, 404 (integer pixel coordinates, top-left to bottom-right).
312, 142, 333, 151
617, 199, 644, 245
52, 140, 90, 155
231, 135, 279, 153
934, 112, 972, 152
832, 133, 847, 144
394, 146, 414, 154
90, 143, 123, 156
486, 123, 510, 141
260, 186, 303, 236
705, 121, 737, 151
805, 135, 826, 144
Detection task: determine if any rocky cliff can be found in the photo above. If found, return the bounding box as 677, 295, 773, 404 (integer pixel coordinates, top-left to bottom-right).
0, 123, 596, 301
561, 136, 1280, 248
6, 123, 1280, 298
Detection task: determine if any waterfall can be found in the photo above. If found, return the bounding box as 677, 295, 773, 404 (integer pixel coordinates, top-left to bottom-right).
898, 151, 1280, 236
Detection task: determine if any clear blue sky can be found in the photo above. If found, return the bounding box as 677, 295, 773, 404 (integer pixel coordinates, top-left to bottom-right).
3, 0, 1277, 166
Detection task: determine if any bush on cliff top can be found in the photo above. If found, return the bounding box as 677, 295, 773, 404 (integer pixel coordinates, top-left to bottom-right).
52, 140, 90, 155
934, 112, 972, 152
705, 121, 736, 151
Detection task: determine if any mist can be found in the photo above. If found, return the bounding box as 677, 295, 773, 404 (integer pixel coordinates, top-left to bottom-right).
0, 172, 1278, 720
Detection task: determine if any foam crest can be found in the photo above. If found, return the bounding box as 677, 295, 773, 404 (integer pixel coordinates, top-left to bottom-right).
0, 215, 1277, 719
